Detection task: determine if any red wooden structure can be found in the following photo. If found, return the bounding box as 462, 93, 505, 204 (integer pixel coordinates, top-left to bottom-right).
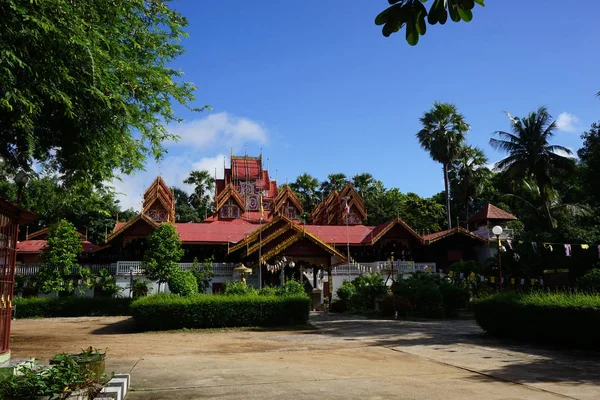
0, 199, 35, 358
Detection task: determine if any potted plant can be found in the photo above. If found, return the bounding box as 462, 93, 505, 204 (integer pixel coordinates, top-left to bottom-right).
51, 347, 106, 383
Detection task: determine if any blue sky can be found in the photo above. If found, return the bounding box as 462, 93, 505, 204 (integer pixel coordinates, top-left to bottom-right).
114, 0, 600, 210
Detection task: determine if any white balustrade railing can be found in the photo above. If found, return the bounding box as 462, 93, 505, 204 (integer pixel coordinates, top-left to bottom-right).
16, 263, 117, 276
332, 261, 436, 276
115, 261, 235, 276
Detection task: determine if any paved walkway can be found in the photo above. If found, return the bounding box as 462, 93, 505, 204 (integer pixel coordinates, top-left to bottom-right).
11, 313, 600, 399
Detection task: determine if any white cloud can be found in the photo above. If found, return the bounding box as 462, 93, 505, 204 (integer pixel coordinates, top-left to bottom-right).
555, 112, 580, 133
191, 154, 227, 181
168, 112, 267, 150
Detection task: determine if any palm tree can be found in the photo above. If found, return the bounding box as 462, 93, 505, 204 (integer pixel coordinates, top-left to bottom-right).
449, 145, 490, 223
290, 173, 320, 214
417, 102, 469, 228
490, 107, 575, 228
184, 170, 215, 219
319, 173, 347, 197
352, 173, 375, 195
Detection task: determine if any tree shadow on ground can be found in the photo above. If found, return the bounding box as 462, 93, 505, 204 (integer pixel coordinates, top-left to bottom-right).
92, 317, 137, 334
307, 312, 600, 387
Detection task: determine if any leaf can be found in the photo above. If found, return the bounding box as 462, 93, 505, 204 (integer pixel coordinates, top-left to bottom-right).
474, 0, 485, 5
406, 20, 419, 46
448, 5, 461, 22
457, 8, 473, 22
375, 3, 402, 25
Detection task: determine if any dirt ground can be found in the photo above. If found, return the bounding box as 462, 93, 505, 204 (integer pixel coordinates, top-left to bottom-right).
10, 313, 600, 399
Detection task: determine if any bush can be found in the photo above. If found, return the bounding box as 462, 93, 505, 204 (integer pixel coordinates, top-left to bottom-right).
348, 273, 386, 311
130, 278, 151, 298
224, 281, 256, 296
15, 297, 131, 318
168, 270, 198, 297
329, 299, 347, 313
439, 280, 470, 317
578, 269, 600, 292
393, 272, 442, 317
280, 280, 307, 296
131, 293, 310, 331
336, 281, 356, 302
381, 295, 412, 317
258, 286, 279, 296
473, 291, 600, 348
95, 268, 122, 297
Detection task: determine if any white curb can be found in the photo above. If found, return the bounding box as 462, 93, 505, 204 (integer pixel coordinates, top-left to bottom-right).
95, 373, 130, 399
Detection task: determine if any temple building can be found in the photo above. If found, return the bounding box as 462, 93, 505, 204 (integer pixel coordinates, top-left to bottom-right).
16, 154, 506, 294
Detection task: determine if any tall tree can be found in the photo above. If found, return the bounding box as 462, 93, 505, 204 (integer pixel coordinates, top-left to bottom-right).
320, 173, 347, 197
39, 219, 84, 294
490, 108, 575, 229
577, 121, 600, 204
417, 102, 469, 229
1, 0, 206, 187
142, 223, 184, 293
172, 186, 200, 223
449, 145, 490, 223
184, 170, 215, 220
290, 173, 320, 214
352, 173, 376, 196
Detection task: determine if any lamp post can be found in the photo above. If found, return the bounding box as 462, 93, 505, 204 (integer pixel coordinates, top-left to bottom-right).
492, 225, 503, 290
14, 171, 29, 205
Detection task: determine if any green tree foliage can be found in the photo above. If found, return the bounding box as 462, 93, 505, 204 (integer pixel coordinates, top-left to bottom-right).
578, 122, 600, 205
290, 173, 321, 215
142, 223, 184, 291
417, 102, 470, 228
0, 0, 206, 187
39, 219, 84, 294
490, 108, 576, 229
184, 170, 215, 220
0, 175, 136, 243
172, 186, 201, 223
167, 270, 198, 297
190, 257, 215, 293
375, 0, 485, 45
449, 145, 491, 223
319, 173, 347, 197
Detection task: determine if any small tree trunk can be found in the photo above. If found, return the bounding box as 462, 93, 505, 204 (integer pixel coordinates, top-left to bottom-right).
443, 163, 452, 229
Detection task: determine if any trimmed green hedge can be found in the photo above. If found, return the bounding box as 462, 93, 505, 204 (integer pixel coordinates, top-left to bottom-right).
15, 297, 132, 318
131, 294, 310, 331
473, 292, 600, 348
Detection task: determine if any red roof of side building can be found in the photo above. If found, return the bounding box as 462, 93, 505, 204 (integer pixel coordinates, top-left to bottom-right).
422, 227, 487, 244
467, 203, 517, 224
113, 221, 127, 232
17, 240, 100, 254
303, 225, 374, 245
174, 221, 260, 243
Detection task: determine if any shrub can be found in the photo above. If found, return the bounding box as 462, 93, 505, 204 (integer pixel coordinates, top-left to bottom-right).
14, 297, 131, 318
280, 279, 307, 297
336, 281, 356, 302
258, 286, 278, 296
578, 269, 600, 292
190, 257, 215, 293
131, 293, 310, 331
168, 270, 198, 297
439, 280, 470, 317
95, 268, 122, 297
381, 295, 412, 317
473, 291, 600, 348
329, 299, 347, 313
393, 272, 442, 317
130, 278, 151, 298
224, 281, 256, 296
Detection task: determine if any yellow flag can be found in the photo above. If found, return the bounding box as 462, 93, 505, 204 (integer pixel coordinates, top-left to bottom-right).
582, 244, 589, 250
259, 195, 264, 216
449, 271, 454, 278
511, 278, 515, 285
530, 279, 535, 285
469, 272, 475, 281
490, 276, 495, 283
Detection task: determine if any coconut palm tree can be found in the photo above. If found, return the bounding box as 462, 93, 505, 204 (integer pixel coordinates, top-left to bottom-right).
319, 173, 347, 197
352, 173, 376, 195
449, 145, 491, 223
417, 102, 470, 228
184, 170, 215, 219
490, 107, 575, 229
290, 173, 320, 214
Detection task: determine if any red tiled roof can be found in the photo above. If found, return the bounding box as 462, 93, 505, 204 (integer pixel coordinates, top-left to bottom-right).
17, 240, 100, 254
113, 222, 126, 232
303, 225, 374, 245
467, 203, 517, 223
423, 227, 487, 244
231, 157, 261, 179
175, 221, 260, 243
